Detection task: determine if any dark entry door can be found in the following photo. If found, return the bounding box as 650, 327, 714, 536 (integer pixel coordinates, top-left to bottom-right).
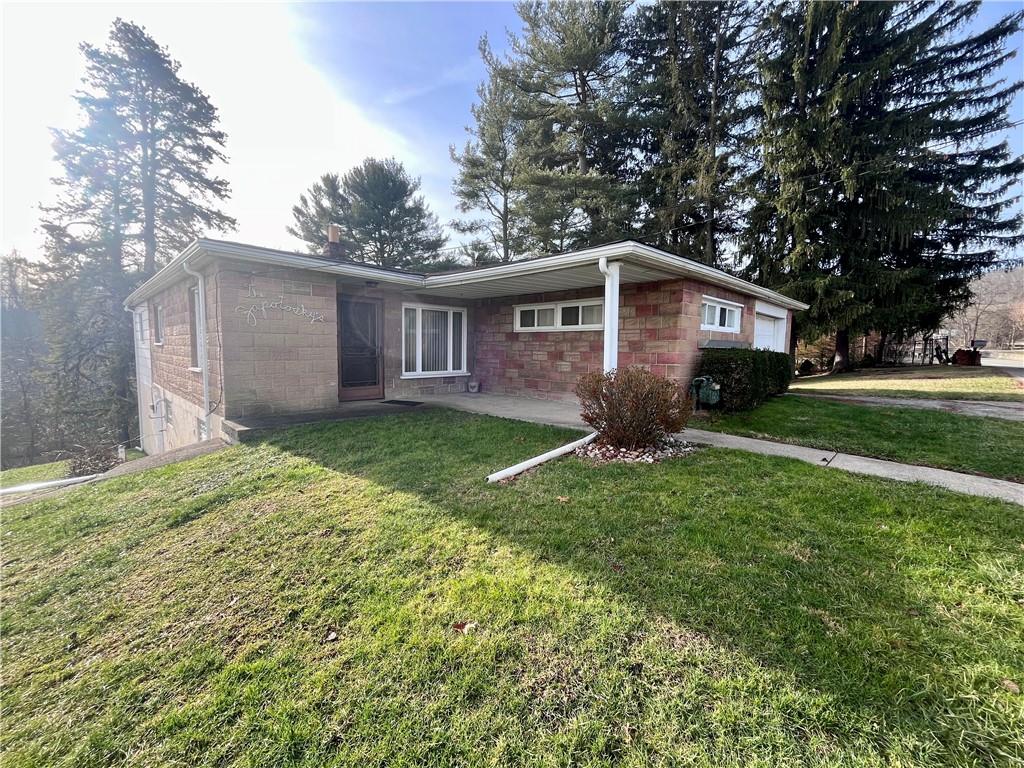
338, 296, 384, 401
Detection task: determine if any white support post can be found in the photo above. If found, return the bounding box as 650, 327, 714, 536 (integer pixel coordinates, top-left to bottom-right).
599, 258, 620, 372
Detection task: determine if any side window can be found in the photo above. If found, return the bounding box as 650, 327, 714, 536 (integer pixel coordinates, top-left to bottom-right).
152, 304, 164, 344
188, 287, 202, 369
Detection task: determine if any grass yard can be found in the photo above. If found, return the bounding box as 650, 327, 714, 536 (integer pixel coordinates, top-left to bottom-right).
702, 395, 1024, 482
0, 450, 144, 490
790, 365, 1024, 402
2, 411, 1022, 767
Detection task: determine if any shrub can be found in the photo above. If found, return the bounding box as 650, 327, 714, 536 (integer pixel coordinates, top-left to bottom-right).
766, 350, 794, 395
68, 447, 118, 477
575, 367, 691, 448
697, 348, 793, 412
860, 353, 876, 368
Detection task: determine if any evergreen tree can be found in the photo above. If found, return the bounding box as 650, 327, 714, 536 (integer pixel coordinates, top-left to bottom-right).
341, 158, 448, 270
32, 19, 236, 449
287, 173, 354, 254
625, 0, 761, 266
451, 62, 530, 263
748, 0, 1023, 370
491, 0, 633, 248
70, 19, 235, 274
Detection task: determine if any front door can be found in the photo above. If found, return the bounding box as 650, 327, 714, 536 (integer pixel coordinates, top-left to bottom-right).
338, 296, 384, 401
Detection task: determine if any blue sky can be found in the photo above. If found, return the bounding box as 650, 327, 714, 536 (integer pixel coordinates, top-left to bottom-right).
2, 1, 1021, 259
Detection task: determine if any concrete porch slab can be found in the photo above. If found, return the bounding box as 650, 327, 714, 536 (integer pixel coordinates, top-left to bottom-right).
415, 393, 588, 430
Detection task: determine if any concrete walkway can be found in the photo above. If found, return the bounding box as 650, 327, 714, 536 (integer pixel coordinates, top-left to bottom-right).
418, 393, 1023, 505
787, 392, 1024, 422
681, 428, 1022, 505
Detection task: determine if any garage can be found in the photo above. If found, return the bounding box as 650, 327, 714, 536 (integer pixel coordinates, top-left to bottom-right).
754, 301, 789, 352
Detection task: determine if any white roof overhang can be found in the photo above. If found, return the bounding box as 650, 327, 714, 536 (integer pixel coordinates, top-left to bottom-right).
124, 238, 809, 312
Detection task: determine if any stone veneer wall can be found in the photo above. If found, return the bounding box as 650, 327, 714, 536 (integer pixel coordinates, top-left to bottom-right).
471, 278, 768, 400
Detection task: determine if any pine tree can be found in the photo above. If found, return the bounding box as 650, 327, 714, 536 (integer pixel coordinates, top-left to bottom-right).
451, 59, 530, 263
33, 19, 237, 449
625, 1, 761, 266
287, 173, 354, 254
74, 19, 235, 274
491, 0, 633, 248
341, 158, 448, 270
748, 0, 1023, 370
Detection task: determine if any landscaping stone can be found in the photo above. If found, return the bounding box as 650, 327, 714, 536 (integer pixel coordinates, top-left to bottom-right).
575, 436, 696, 465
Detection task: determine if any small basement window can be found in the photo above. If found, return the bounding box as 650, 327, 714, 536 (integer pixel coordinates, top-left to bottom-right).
514, 300, 603, 332
700, 296, 743, 333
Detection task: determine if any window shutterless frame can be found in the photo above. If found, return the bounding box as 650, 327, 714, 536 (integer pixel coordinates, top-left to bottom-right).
152, 303, 164, 344
513, 299, 603, 332
699, 295, 743, 333
401, 303, 469, 378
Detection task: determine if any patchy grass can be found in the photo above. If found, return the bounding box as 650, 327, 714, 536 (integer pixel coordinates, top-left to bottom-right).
2, 411, 1022, 767
791, 366, 1024, 402
1, 450, 145, 490
702, 395, 1024, 482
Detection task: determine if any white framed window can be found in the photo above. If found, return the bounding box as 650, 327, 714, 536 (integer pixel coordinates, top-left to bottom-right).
700, 296, 743, 333
188, 286, 203, 370
134, 311, 147, 344
401, 303, 469, 378
514, 299, 603, 332
152, 303, 164, 345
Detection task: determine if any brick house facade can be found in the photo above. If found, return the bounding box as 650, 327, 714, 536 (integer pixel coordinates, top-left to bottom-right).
126, 239, 805, 453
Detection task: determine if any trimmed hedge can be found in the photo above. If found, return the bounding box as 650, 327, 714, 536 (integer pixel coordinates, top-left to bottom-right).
697, 348, 794, 412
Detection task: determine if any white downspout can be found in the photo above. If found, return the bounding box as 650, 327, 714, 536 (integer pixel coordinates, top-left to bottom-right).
598, 257, 620, 372
182, 257, 211, 441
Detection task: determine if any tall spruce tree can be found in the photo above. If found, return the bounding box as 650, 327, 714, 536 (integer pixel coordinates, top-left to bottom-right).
490, 0, 633, 249
625, 1, 761, 266
748, 0, 1023, 370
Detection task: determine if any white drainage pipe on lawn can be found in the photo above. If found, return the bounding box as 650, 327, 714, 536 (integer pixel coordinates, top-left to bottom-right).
486, 432, 597, 484
0, 474, 99, 496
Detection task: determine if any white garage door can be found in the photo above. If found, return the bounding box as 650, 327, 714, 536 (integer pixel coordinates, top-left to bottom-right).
755, 313, 783, 351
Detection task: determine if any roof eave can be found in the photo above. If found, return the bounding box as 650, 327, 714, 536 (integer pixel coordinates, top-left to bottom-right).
421, 240, 809, 312
123, 239, 423, 308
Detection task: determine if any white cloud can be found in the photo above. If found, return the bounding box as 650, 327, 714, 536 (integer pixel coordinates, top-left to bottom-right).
1, 2, 436, 258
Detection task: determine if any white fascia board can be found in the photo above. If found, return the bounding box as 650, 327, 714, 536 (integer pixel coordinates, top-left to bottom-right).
124, 238, 423, 308
422, 240, 809, 312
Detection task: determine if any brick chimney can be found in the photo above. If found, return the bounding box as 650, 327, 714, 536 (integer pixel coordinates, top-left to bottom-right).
324, 223, 345, 261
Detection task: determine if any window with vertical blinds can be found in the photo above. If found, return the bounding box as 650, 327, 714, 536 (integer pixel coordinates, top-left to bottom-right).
401, 304, 468, 377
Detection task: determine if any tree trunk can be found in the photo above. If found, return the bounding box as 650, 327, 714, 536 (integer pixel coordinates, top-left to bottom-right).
833, 328, 851, 372
142, 112, 157, 274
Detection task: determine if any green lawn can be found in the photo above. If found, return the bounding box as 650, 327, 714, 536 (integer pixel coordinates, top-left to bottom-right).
791, 366, 1024, 402
2, 411, 1022, 767
702, 395, 1024, 482
0, 450, 144, 490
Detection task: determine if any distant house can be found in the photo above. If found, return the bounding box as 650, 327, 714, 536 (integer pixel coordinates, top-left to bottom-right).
124, 236, 807, 453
